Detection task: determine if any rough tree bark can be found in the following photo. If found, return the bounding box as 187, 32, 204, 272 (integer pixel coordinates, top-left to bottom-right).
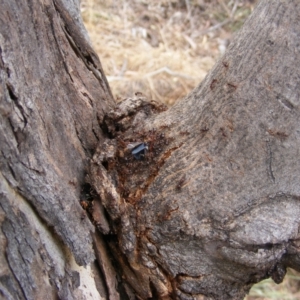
1, 0, 300, 299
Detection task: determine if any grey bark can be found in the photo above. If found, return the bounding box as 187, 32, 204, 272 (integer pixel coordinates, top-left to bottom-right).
1, 0, 300, 300
0, 0, 115, 299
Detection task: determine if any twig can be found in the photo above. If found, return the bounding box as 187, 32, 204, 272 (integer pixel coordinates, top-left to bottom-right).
183, 34, 197, 50
199, 19, 231, 36
159, 27, 169, 52
146, 77, 164, 102
144, 67, 194, 80
106, 67, 194, 82
200, 0, 238, 37
118, 59, 127, 77
218, 0, 231, 18
230, 0, 239, 19
185, 0, 191, 19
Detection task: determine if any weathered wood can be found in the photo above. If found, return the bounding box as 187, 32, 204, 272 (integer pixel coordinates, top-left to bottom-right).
1, 0, 300, 299
89, 0, 300, 299
0, 0, 115, 298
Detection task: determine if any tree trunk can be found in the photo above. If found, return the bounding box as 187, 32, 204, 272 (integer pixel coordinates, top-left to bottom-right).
1, 0, 300, 299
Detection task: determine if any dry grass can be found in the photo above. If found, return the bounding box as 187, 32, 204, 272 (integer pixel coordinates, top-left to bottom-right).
80, 0, 300, 299
246, 269, 300, 300
81, 0, 255, 105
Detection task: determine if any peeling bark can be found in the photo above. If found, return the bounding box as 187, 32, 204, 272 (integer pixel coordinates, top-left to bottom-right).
1, 0, 300, 299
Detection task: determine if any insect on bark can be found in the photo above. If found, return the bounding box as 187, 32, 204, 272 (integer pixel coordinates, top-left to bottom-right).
127, 142, 148, 160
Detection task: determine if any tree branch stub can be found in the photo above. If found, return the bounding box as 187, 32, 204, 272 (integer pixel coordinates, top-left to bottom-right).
88, 1, 300, 299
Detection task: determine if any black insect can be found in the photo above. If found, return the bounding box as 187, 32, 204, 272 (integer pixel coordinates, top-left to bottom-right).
127, 142, 148, 160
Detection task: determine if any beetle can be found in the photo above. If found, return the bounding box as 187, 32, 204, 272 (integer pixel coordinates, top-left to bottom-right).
127, 142, 148, 160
